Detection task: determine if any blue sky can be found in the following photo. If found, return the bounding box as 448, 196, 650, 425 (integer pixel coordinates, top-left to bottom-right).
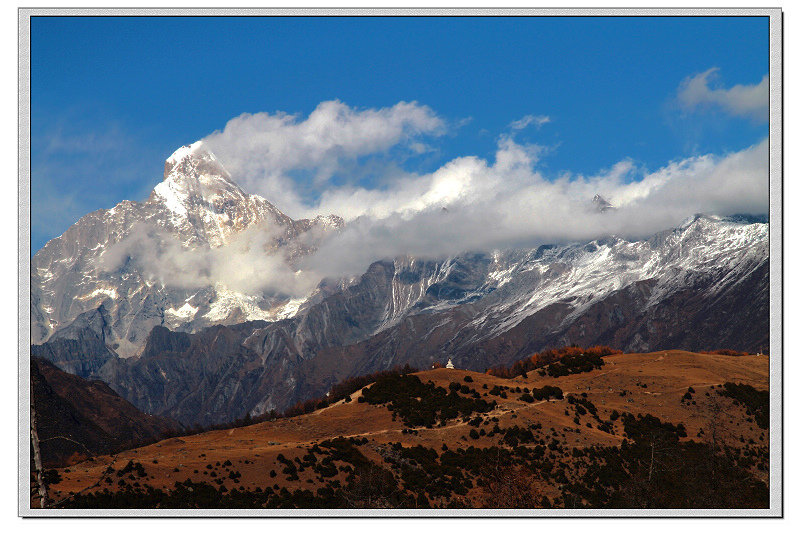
30, 15, 770, 254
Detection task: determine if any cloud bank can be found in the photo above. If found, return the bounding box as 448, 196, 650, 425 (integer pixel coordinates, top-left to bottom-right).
677, 68, 768, 122
301, 136, 769, 277
105, 99, 767, 292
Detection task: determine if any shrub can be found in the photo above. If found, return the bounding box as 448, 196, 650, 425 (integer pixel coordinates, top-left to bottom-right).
701, 349, 750, 357
531, 385, 564, 401
545, 350, 607, 378
283, 364, 419, 419
42, 469, 62, 485
719, 383, 769, 429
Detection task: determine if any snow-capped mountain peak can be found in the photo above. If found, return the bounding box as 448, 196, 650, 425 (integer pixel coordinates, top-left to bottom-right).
153, 141, 245, 219
166, 140, 213, 164
30, 140, 345, 354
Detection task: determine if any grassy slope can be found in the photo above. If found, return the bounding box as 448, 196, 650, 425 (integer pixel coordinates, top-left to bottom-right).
46, 350, 770, 509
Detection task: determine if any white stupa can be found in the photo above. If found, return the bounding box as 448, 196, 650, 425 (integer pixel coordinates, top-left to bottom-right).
446, 358, 455, 369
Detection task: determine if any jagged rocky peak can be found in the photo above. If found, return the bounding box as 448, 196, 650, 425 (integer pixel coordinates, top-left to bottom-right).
144, 138, 307, 251
150, 140, 249, 218
163, 140, 231, 182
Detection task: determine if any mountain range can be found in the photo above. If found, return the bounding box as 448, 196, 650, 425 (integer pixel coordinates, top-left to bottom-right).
30, 142, 770, 426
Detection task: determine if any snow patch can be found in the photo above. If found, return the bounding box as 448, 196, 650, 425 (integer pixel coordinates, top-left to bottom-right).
166, 140, 216, 166
83, 287, 118, 300
203, 289, 273, 322
153, 180, 190, 217
488, 267, 515, 287
274, 297, 308, 320
165, 302, 199, 320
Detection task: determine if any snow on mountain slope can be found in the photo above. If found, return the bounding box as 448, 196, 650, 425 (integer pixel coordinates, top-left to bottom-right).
429, 214, 768, 349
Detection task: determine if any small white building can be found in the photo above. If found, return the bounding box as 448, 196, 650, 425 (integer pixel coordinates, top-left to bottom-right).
446, 358, 455, 369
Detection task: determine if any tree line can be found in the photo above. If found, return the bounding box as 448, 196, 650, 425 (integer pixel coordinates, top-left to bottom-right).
485, 345, 621, 379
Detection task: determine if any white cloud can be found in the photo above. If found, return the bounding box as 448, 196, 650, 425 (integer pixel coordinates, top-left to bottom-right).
201, 100, 446, 217
97, 222, 320, 297
509, 114, 551, 130
677, 68, 768, 122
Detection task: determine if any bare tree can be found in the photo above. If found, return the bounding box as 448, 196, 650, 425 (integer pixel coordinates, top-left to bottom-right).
30, 378, 49, 509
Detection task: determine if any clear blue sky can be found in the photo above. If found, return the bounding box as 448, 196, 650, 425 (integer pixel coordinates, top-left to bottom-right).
30, 15, 769, 254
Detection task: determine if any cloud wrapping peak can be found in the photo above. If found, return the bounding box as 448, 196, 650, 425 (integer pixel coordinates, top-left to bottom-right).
301, 136, 768, 278
677, 68, 768, 122
96, 222, 319, 297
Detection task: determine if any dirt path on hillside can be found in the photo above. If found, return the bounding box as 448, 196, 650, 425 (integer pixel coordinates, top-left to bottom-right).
318, 397, 565, 442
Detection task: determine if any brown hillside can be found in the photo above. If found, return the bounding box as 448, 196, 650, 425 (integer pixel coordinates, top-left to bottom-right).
44, 350, 770, 509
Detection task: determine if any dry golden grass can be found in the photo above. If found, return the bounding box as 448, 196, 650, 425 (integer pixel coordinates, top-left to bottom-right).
48, 350, 770, 503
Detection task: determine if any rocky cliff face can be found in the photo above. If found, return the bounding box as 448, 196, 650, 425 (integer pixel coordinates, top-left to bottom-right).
30, 305, 118, 378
